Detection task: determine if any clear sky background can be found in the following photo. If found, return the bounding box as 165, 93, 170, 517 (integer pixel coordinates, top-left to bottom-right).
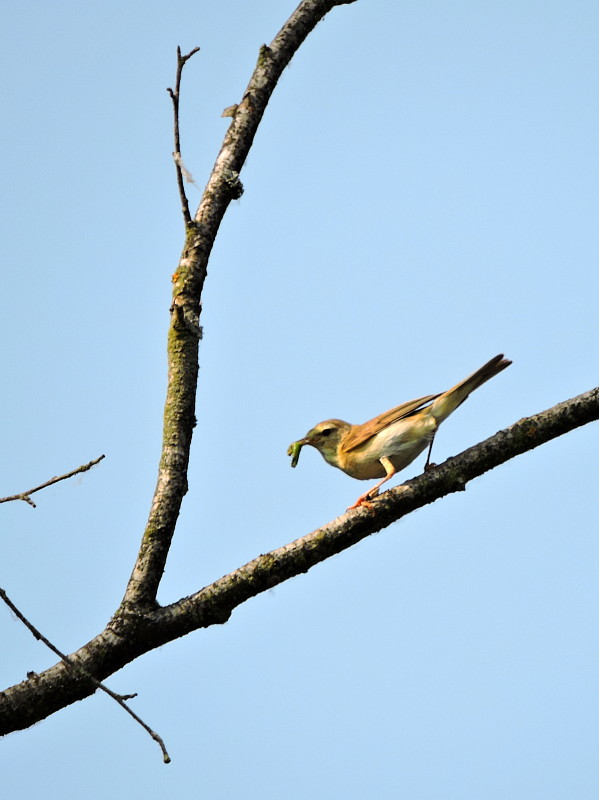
1, 1, 598, 798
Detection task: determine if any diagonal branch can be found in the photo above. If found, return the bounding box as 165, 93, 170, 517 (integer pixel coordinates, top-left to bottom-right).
158, 385, 599, 629
1, 386, 596, 736
122, 0, 359, 611
0, 588, 170, 763
0, 455, 105, 509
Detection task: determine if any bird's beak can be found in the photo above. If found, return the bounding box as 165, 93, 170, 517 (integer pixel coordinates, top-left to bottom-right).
287, 438, 308, 467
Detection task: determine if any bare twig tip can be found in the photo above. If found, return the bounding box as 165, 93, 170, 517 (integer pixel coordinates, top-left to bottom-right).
169, 46, 199, 226
0, 587, 170, 763
1, 454, 106, 508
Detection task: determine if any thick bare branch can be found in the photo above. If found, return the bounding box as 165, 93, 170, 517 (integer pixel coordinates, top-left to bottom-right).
158, 386, 599, 628
0, 0, 359, 750
4, 0, 591, 762
1, 387, 596, 736
123, 0, 358, 610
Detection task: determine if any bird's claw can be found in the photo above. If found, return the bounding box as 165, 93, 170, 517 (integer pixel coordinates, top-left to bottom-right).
347, 490, 379, 510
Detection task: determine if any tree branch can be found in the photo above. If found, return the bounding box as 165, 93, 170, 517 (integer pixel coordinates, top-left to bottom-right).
167, 45, 200, 226
0, 0, 359, 753
1, 387, 596, 736
122, 0, 359, 611
0, 588, 170, 763
0, 455, 105, 509
4, 0, 592, 765
157, 385, 599, 631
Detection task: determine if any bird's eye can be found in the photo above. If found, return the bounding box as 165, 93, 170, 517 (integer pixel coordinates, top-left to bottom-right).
320, 428, 334, 437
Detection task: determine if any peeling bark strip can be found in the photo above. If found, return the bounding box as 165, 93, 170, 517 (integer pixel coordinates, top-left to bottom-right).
1, 388, 597, 736
123, 0, 359, 611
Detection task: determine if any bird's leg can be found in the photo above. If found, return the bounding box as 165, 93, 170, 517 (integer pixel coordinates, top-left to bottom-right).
348, 457, 396, 509
423, 430, 437, 471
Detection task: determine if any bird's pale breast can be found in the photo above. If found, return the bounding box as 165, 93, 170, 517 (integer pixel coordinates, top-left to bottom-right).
339, 414, 437, 480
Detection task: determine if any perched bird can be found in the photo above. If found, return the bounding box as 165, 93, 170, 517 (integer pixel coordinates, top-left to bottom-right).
287, 354, 511, 508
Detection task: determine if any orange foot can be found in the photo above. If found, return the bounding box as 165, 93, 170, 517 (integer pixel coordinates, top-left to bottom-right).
347, 491, 378, 510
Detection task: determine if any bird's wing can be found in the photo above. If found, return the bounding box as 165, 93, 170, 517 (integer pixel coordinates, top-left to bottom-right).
343, 394, 441, 452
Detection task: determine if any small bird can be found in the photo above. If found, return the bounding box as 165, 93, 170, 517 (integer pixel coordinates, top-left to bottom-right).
287, 354, 511, 508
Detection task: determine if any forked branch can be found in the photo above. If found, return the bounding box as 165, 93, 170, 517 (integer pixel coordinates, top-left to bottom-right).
167, 45, 200, 225
3, 0, 594, 765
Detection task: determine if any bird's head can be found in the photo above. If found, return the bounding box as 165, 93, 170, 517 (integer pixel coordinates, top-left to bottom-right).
288, 419, 351, 468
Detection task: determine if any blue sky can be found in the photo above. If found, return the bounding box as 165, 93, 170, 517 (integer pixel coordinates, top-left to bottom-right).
1, 1, 598, 797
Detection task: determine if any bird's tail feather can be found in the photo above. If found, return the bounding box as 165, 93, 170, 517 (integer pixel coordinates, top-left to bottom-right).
431, 354, 511, 424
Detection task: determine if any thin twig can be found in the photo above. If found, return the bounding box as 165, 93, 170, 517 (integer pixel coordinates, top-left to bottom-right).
167, 45, 200, 225
0, 587, 171, 764
0, 455, 105, 508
